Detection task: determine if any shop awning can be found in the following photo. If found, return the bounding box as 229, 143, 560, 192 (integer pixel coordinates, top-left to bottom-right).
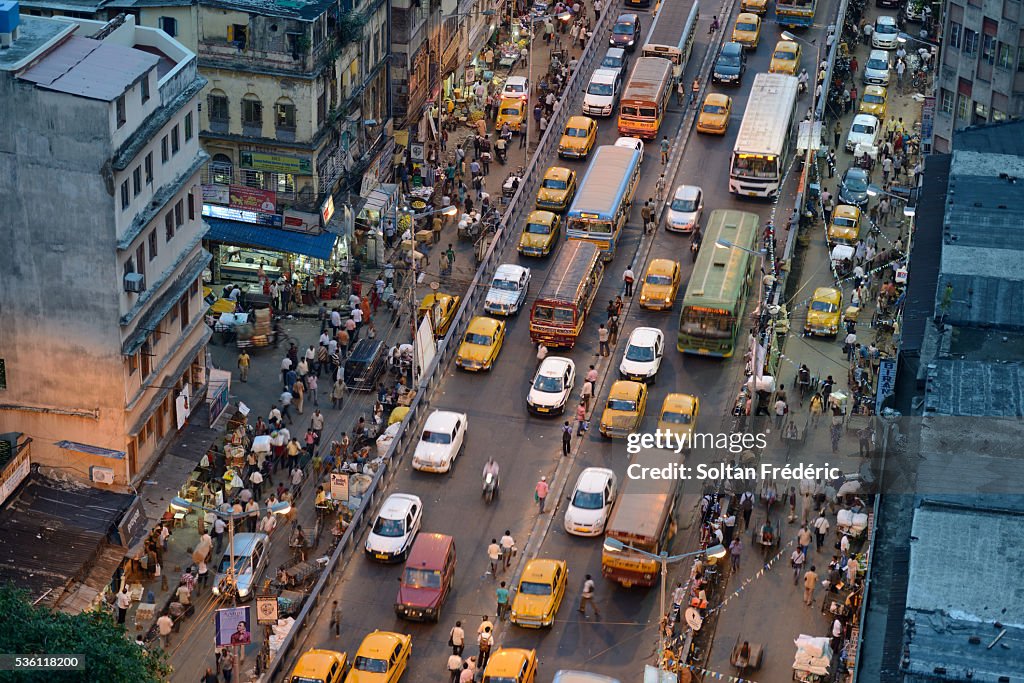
205, 218, 338, 260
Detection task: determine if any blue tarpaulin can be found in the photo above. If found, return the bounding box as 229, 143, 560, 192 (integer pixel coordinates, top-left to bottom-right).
205, 218, 338, 260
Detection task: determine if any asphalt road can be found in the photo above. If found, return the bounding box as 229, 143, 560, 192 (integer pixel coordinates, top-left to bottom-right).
282, 0, 843, 679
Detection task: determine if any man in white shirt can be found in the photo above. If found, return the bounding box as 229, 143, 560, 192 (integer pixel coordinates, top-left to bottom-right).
249, 469, 264, 498
330, 308, 342, 332
499, 531, 515, 570
280, 356, 292, 389
115, 586, 132, 624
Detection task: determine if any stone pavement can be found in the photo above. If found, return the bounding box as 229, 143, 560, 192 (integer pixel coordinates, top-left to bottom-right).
701, 5, 923, 680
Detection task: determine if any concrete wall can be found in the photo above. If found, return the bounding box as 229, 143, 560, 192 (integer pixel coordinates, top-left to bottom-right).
138, 6, 201, 54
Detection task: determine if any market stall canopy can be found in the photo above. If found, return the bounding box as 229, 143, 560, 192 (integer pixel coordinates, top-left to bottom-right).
205, 218, 337, 260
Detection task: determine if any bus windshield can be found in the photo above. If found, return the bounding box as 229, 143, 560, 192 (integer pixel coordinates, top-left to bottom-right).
732, 154, 778, 179
570, 218, 613, 235
680, 307, 734, 339
621, 104, 656, 118
533, 305, 575, 323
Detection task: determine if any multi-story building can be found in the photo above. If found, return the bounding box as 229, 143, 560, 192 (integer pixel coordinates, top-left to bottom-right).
0, 4, 210, 487
933, 0, 1024, 152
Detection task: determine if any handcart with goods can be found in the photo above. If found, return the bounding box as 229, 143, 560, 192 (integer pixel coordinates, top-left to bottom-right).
792, 634, 832, 681
730, 636, 764, 676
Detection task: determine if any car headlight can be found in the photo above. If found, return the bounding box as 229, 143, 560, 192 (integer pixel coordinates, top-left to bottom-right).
627, 40, 634, 45
238, 586, 250, 598
665, 297, 673, 303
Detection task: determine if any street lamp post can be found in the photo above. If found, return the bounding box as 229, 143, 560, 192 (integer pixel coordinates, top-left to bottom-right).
603, 538, 727, 669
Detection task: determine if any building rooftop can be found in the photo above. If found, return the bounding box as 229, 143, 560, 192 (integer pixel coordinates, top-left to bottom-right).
200, 0, 339, 21
19, 33, 156, 101
0, 14, 71, 71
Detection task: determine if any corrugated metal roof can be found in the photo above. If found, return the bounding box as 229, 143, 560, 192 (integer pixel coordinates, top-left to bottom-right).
19, 35, 156, 101
923, 360, 1024, 417
205, 218, 338, 260
901, 154, 949, 353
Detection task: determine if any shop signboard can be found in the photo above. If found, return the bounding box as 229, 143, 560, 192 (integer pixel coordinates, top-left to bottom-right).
240, 151, 312, 175
116, 495, 147, 547
0, 447, 30, 508
229, 186, 277, 213
214, 606, 252, 647
875, 358, 897, 413
203, 204, 284, 228
203, 184, 230, 205
921, 96, 935, 154
410, 142, 425, 162
330, 472, 350, 502
255, 597, 278, 624
320, 195, 335, 224
282, 209, 321, 234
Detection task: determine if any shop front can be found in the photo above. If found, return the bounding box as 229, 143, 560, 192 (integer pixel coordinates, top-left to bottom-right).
353, 183, 400, 267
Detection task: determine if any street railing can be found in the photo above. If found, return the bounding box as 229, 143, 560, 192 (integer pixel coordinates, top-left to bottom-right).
262, 9, 616, 679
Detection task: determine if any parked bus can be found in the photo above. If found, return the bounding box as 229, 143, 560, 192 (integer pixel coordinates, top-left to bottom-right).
618, 57, 674, 140
641, 0, 700, 82
677, 210, 760, 357
530, 241, 604, 348
729, 73, 799, 198
601, 450, 682, 588
564, 145, 642, 260
776, 0, 817, 28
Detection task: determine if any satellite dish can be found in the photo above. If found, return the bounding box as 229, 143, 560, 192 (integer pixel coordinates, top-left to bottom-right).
685, 607, 703, 630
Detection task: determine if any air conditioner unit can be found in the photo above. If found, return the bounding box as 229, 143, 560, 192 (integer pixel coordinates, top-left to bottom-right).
90, 466, 115, 485
124, 272, 146, 292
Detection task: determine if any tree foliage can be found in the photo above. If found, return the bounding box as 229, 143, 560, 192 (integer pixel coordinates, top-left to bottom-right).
0, 584, 170, 683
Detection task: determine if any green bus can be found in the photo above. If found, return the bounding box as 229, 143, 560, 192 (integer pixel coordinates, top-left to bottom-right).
677, 210, 761, 357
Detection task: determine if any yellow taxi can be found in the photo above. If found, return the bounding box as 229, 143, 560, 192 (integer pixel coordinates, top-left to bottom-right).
638, 258, 681, 310
203, 286, 238, 315
827, 204, 863, 245
859, 85, 888, 119
481, 648, 538, 683
696, 93, 732, 134
495, 97, 527, 132
418, 293, 461, 339
558, 115, 598, 159
804, 287, 843, 337
509, 559, 567, 628
455, 316, 506, 371
518, 210, 560, 257
731, 13, 762, 49
289, 649, 348, 683
769, 40, 801, 75
741, 0, 768, 14
347, 631, 411, 683
658, 393, 700, 444
536, 166, 577, 212
599, 380, 648, 438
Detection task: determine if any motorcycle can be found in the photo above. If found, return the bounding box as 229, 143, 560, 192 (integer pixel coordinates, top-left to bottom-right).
483, 472, 499, 503
495, 143, 508, 165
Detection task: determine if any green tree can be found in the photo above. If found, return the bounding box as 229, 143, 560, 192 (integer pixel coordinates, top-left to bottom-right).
0, 584, 170, 682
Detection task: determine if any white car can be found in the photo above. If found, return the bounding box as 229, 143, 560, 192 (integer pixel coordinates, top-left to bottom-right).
583, 69, 621, 117
845, 113, 880, 153
613, 136, 644, 163
503, 75, 530, 100
484, 264, 531, 316
666, 184, 704, 233
863, 49, 891, 85
365, 493, 423, 562
872, 15, 900, 49
527, 356, 576, 415
412, 410, 468, 473
619, 327, 665, 383
564, 467, 618, 536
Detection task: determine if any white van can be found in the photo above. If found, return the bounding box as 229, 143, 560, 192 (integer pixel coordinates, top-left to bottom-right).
582, 69, 621, 117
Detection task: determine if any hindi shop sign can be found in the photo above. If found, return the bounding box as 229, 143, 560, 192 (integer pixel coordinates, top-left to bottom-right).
229, 186, 277, 213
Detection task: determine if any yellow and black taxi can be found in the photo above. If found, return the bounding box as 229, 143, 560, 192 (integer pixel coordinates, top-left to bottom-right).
769, 39, 801, 75
657, 393, 700, 444
731, 13, 762, 49
495, 97, 527, 132
639, 258, 681, 310
455, 316, 506, 371
347, 631, 411, 683
599, 380, 648, 438
558, 115, 598, 159
289, 649, 348, 683
481, 649, 538, 683
696, 93, 732, 134
827, 204, 863, 245
805, 287, 843, 337
535, 166, 577, 212
418, 293, 461, 339
859, 85, 888, 119
203, 286, 238, 315
509, 559, 567, 628
741, 0, 768, 14
518, 210, 561, 257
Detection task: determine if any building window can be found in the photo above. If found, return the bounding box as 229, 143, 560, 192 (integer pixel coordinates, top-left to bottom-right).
993, 109, 1009, 121
949, 22, 961, 49
175, 199, 184, 227
956, 94, 970, 120
185, 112, 193, 141
963, 29, 978, 56
998, 43, 1013, 69
211, 154, 233, 184
316, 92, 326, 127
165, 211, 175, 241
140, 340, 153, 380
974, 101, 989, 121
241, 169, 264, 188
0, 359, 6, 390
272, 173, 295, 193
275, 98, 297, 131
190, 279, 200, 297
121, 180, 130, 209
940, 89, 953, 114
133, 166, 142, 196
229, 23, 248, 49
161, 135, 169, 163
148, 230, 158, 260
171, 125, 180, 154
982, 34, 996, 65
124, 257, 134, 276
208, 92, 229, 122
141, 75, 150, 104
127, 353, 138, 375
159, 16, 177, 37
116, 94, 126, 128
144, 152, 153, 184
188, 191, 196, 220
242, 95, 263, 129
179, 295, 190, 332
1017, 46, 1024, 71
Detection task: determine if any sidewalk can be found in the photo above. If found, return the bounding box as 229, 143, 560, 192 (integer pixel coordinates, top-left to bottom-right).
703, 7, 923, 680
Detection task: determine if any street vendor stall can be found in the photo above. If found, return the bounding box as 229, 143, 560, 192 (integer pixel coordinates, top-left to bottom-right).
793, 634, 832, 681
